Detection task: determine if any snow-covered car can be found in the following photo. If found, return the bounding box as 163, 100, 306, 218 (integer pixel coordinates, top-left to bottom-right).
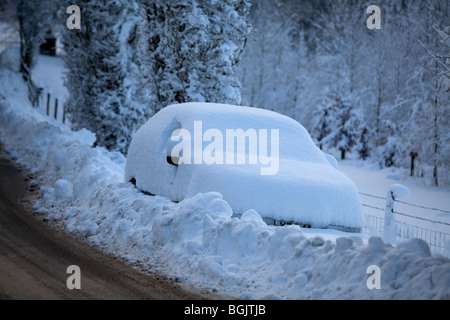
125, 102, 363, 232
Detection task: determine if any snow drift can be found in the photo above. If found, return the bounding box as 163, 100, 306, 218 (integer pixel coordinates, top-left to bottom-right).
125, 103, 363, 231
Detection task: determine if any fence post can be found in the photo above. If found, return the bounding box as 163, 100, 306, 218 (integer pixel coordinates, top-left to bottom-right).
410, 152, 417, 177
37, 84, 43, 108
62, 103, 66, 124
46, 92, 51, 116
383, 184, 410, 244
54, 98, 58, 120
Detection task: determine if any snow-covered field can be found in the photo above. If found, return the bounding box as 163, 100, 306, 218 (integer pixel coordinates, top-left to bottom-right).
0, 54, 449, 299
340, 160, 450, 251
340, 160, 450, 216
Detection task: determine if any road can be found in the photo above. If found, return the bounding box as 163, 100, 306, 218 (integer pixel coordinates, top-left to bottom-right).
0, 146, 204, 300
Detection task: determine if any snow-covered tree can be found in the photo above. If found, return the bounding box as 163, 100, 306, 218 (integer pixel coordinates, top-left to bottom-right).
15, 0, 52, 105
313, 92, 362, 160
236, 0, 450, 184
237, 0, 286, 109
357, 126, 371, 161
61, 0, 150, 154
437, 26, 450, 91
400, 99, 433, 176
413, 1, 450, 186
138, 0, 251, 109
16, 0, 40, 75
61, 0, 250, 154
237, 0, 316, 127
312, 99, 332, 150
328, 95, 361, 160
186, 0, 251, 104
315, 0, 368, 103
376, 120, 403, 168
435, 26, 450, 91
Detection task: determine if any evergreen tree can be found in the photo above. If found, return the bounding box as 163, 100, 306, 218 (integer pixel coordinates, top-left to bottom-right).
357, 126, 371, 161
61, 0, 250, 154
376, 120, 402, 168
61, 0, 150, 154
187, 0, 251, 105
138, 0, 251, 109
328, 94, 360, 160
312, 101, 332, 150
313, 92, 362, 160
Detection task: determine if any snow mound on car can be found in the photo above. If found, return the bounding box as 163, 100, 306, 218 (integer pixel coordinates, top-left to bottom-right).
125, 103, 363, 229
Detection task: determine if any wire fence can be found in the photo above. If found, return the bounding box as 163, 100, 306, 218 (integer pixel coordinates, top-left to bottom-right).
360, 191, 450, 257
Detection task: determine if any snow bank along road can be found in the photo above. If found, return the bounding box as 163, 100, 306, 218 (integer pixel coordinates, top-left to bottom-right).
1, 65, 450, 299
0, 146, 203, 299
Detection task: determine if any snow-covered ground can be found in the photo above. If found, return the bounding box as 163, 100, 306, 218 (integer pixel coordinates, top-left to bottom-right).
340, 160, 450, 249
340, 160, 450, 216
31, 54, 69, 125
0, 53, 449, 299
32, 54, 68, 100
